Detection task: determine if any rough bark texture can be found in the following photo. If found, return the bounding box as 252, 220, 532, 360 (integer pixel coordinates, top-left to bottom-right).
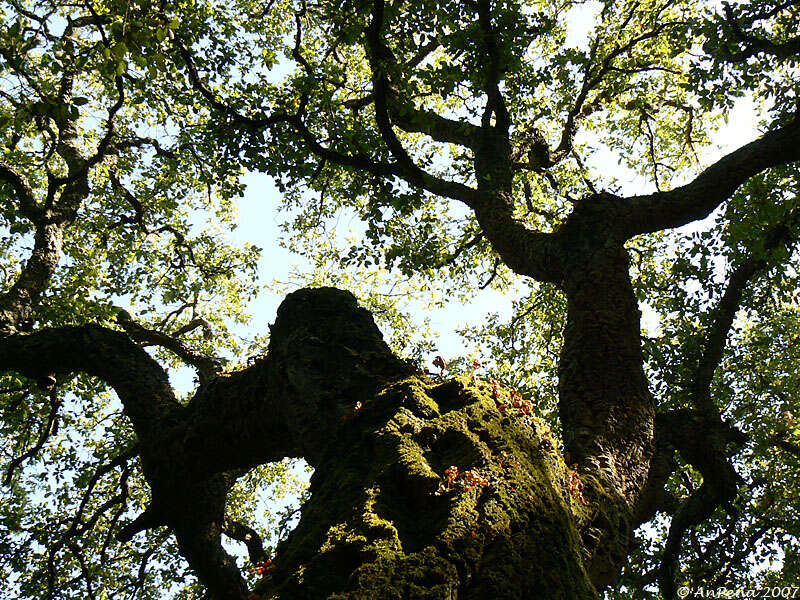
1, 287, 610, 599
220, 288, 599, 599
259, 376, 597, 599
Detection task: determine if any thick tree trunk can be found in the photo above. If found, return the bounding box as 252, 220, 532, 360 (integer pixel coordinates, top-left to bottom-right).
0, 287, 642, 599
553, 196, 656, 587
258, 376, 597, 599
235, 289, 598, 599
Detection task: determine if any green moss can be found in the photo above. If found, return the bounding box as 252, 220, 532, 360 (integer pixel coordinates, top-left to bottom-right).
260, 376, 599, 600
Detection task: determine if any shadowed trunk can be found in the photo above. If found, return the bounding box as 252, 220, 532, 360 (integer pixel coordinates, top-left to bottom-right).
1, 286, 648, 599
554, 195, 656, 587
204, 288, 600, 599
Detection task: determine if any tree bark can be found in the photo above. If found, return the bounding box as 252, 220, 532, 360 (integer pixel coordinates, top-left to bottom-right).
548, 194, 656, 588
1, 287, 608, 599
260, 376, 597, 600
197, 288, 600, 599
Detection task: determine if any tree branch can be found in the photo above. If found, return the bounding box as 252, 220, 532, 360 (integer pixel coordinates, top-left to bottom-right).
174, 38, 285, 131
0, 161, 42, 220
364, 0, 481, 207
619, 120, 800, 237
3, 387, 61, 484
115, 309, 222, 385
222, 517, 268, 564
768, 434, 800, 459
477, 0, 510, 132
0, 324, 182, 443
181, 287, 413, 477
721, 2, 800, 62
655, 410, 747, 599
523, 18, 685, 170
288, 113, 480, 205
0, 218, 65, 334
648, 207, 800, 595
390, 105, 481, 149
688, 206, 800, 419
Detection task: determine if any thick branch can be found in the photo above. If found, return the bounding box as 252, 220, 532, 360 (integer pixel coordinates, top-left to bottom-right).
690, 257, 767, 417
181, 287, 414, 478
0, 220, 65, 334
0, 324, 182, 442
0, 161, 42, 220
289, 113, 480, 204
620, 120, 800, 237
643, 207, 800, 596
222, 517, 268, 564
477, 0, 510, 132
655, 410, 747, 599
139, 289, 413, 600
390, 105, 480, 148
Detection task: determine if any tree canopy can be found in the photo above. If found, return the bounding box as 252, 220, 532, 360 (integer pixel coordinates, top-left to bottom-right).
0, 0, 799, 598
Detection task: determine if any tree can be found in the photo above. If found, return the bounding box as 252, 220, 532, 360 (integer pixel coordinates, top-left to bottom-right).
1, 0, 799, 598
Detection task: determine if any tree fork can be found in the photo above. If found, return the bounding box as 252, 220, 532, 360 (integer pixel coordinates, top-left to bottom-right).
188, 288, 599, 598
0, 287, 642, 598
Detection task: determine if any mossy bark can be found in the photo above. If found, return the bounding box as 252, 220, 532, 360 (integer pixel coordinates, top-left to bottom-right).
256, 376, 598, 600
0, 287, 643, 599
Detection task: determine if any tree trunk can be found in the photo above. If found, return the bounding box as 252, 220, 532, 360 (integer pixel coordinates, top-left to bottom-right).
0, 287, 635, 599
228, 289, 598, 599
554, 196, 656, 587
258, 375, 598, 600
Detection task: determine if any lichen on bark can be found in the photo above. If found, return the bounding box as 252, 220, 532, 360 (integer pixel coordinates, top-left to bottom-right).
256, 375, 599, 600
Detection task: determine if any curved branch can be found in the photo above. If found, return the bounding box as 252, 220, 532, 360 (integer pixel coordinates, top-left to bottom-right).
365, 0, 480, 207
115, 310, 222, 385
174, 38, 286, 131
222, 517, 268, 564
655, 410, 747, 599
0, 161, 42, 220
288, 114, 480, 205
619, 120, 800, 237
0, 324, 182, 443
647, 207, 800, 595
3, 387, 61, 484
116, 505, 165, 544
